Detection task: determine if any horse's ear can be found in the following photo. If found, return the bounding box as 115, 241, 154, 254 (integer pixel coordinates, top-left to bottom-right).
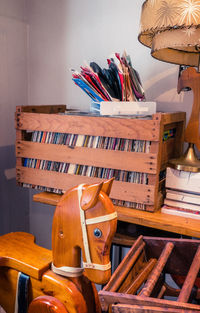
101, 178, 114, 196
81, 182, 103, 211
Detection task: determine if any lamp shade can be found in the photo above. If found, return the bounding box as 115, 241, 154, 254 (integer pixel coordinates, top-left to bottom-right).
138, 0, 200, 66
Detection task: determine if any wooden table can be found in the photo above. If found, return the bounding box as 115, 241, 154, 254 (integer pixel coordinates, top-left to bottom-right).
33, 192, 200, 239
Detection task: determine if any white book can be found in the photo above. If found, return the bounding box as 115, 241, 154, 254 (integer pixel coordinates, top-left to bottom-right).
164, 198, 200, 212
166, 167, 200, 194
93, 136, 99, 148
49, 132, 53, 144
45, 131, 50, 144
76, 134, 85, 147
90, 101, 156, 116
161, 205, 200, 220
67, 163, 76, 174
166, 189, 200, 205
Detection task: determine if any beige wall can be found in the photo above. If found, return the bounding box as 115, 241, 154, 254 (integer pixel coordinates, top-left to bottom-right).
0, 0, 29, 235
0, 0, 27, 22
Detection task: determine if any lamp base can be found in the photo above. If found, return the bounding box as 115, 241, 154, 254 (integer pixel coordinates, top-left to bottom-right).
168, 143, 200, 172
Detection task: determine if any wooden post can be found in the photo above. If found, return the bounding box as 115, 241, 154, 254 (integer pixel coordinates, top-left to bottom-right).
124, 258, 157, 295
178, 245, 200, 303
103, 236, 145, 292
139, 242, 174, 297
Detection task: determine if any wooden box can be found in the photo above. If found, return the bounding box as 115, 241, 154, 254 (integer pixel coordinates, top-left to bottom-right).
99, 236, 200, 313
15, 105, 185, 212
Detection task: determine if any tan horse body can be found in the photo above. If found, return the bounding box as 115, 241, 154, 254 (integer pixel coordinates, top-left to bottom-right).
0, 179, 117, 313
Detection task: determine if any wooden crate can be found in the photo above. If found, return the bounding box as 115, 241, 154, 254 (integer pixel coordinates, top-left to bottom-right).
15, 105, 185, 212
99, 236, 200, 313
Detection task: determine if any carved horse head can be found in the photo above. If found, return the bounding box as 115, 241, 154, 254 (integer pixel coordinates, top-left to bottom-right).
52, 178, 117, 285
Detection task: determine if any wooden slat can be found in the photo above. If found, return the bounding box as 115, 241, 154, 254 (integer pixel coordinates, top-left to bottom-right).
161, 112, 186, 125
110, 242, 146, 292
16, 112, 160, 141
124, 259, 157, 295
139, 242, 174, 297
16, 141, 158, 174
16, 166, 155, 204
161, 140, 179, 165
157, 285, 166, 299
33, 192, 62, 206
118, 250, 146, 293
111, 303, 199, 313
103, 236, 144, 292
178, 245, 200, 303
16, 104, 66, 113
111, 233, 136, 247
99, 291, 200, 312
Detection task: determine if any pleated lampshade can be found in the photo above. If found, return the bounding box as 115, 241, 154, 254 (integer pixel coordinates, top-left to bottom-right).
138, 0, 200, 67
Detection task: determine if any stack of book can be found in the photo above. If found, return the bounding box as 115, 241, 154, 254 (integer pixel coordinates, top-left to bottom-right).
161, 167, 200, 219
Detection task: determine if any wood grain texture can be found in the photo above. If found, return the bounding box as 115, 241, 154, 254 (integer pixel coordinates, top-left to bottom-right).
99, 291, 200, 312
18, 166, 155, 204
16, 106, 186, 212
52, 180, 117, 285
33, 191, 200, 238
0, 232, 51, 279
103, 236, 144, 291
111, 243, 146, 293
177, 67, 200, 149
111, 303, 200, 313
178, 246, 200, 303
118, 249, 146, 293
157, 285, 166, 299
139, 242, 174, 297
116, 206, 200, 238
0, 267, 100, 313
16, 140, 158, 174
16, 105, 66, 114
28, 296, 68, 313
124, 258, 157, 295
99, 236, 200, 312
0, 180, 117, 313
17, 112, 160, 141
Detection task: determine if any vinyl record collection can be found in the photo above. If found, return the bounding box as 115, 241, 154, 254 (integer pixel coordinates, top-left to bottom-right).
22, 127, 177, 209
23, 130, 151, 210
71, 51, 145, 102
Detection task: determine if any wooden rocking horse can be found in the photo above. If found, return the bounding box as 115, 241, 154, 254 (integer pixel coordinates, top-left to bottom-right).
0, 178, 117, 313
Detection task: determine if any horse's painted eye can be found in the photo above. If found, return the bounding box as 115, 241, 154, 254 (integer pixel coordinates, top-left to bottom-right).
94, 228, 102, 238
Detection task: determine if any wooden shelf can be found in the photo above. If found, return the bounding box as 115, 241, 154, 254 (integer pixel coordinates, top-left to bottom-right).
33, 192, 200, 239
